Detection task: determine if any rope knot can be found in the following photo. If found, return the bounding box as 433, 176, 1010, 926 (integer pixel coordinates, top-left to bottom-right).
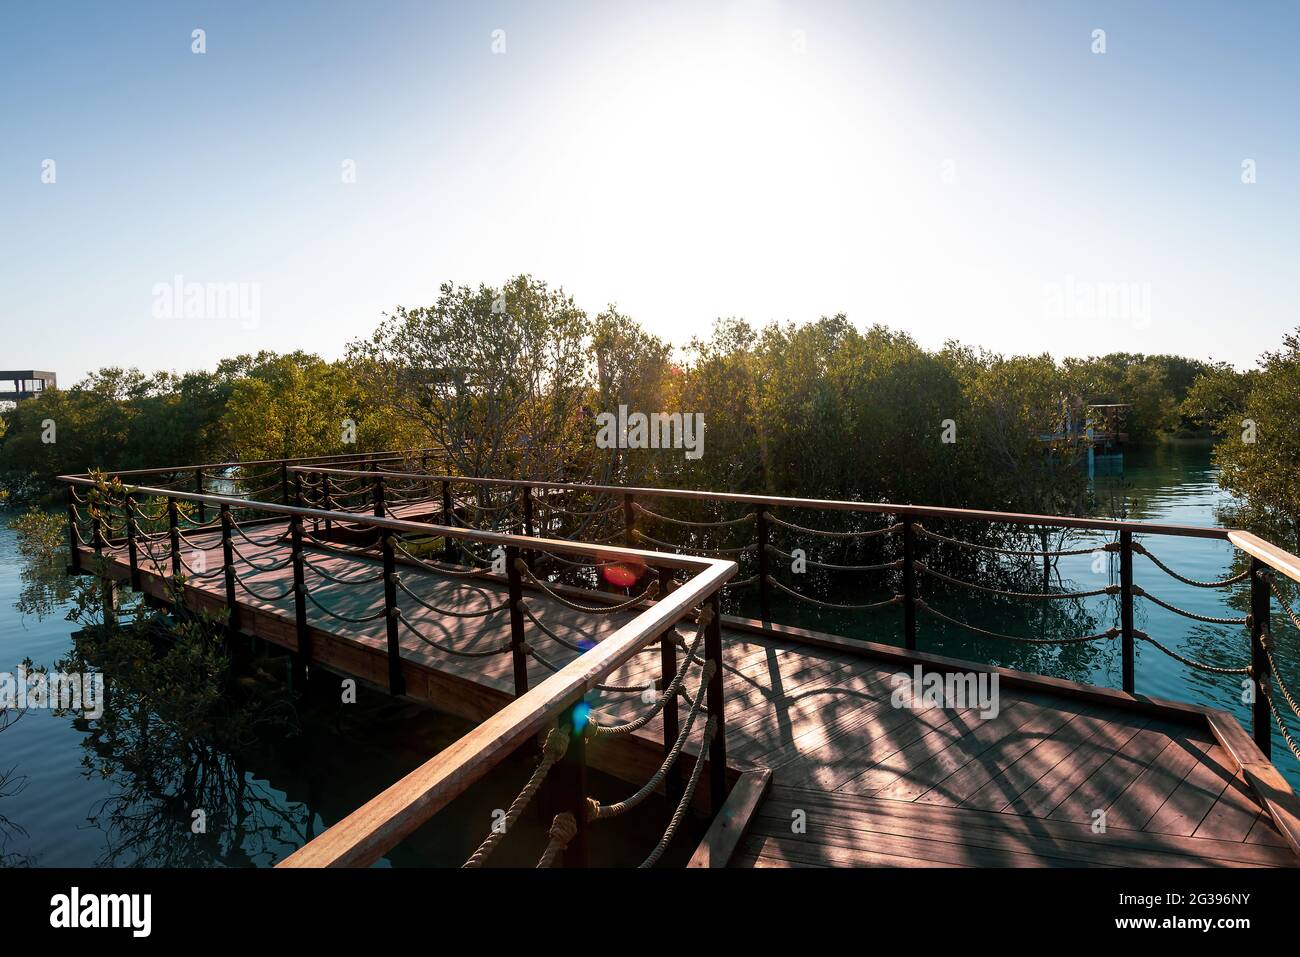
541, 725, 571, 761
548, 812, 578, 845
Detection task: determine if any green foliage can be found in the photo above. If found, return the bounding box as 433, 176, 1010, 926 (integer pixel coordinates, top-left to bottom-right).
1185, 330, 1300, 541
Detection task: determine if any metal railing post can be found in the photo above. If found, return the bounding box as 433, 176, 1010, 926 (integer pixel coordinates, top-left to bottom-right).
381, 530, 405, 695
704, 592, 728, 815
290, 516, 311, 689
125, 493, 141, 591
543, 698, 589, 868
901, 516, 917, 650
1120, 529, 1135, 694
167, 496, 181, 578
756, 509, 771, 622
322, 474, 333, 536
1250, 557, 1271, 758
442, 480, 456, 559
66, 485, 82, 574
505, 545, 529, 697
659, 567, 683, 810
221, 504, 240, 634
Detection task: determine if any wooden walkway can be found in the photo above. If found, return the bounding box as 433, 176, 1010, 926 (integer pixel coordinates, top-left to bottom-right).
86, 516, 1300, 869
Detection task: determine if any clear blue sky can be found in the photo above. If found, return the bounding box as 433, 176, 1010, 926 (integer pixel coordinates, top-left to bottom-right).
2, 0, 1297, 384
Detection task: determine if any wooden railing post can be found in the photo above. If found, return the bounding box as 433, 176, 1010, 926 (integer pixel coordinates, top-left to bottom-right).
522, 485, 535, 537
124, 493, 141, 591
505, 545, 529, 697
221, 504, 240, 634
294, 470, 305, 510
442, 480, 456, 559
194, 468, 206, 524
1249, 557, 1271, 758
901, 516, 917, 650
1120, 529, 1135, 694
659, 567, 683, 810
167, 496, 181, 578
322, 474, 334, 536
554, 698, 590, 867
381, 530, 406, 696
373, 476, 385, 518
704, 591, 728, 815
756, 509, 771, 622
280, 462, 290, 505
66, 485, 82, 574
624, 493, 635, 547
290, 516, 311, 690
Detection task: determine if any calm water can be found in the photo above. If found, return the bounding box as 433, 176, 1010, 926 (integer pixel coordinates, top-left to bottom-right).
2, 443, 1297, 865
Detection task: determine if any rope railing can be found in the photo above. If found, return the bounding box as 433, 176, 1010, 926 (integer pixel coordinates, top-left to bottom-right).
764, 543, 903, 573
916, 561, 1120, 601
394, 576, 506, 618
395, 613, 512, 659
765, 512, 900, 539
632, 501, 756, 528
915, 523, 1105, 558
633, 528, 755, 557
1132, 585, 1249, 626
1135, 629, 1250, 675
515, 559, 659, 614
765, 574, 901, 611
462, 724, 570, 868
1132, 541, 1251, 588
916, 598, 1120, 645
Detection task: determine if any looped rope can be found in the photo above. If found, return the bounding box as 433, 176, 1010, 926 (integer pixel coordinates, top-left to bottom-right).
914, 523, 1104, 558
1129, 541, 1251, 588
764, 512, 901, 539
632, 501, 756, 528
464, 725, 570, 868
1134, 629, 1250, 674
536, 813, 578, 868
766, 575, 902, 611
396, 613, 512, 658
916, 561, 1119, 600
394, 576, 506, 618
765, 543, 902, 573
632, 528, 756, 556
515, 559, 659, 614
916, 598, 1118, 644
1132, 585, 1249, 625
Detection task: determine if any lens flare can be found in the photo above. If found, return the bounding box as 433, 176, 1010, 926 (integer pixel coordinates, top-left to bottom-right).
601, 562, 644, 589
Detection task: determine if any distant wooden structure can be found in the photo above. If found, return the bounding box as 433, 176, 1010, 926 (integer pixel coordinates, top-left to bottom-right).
0, 369, 57, 403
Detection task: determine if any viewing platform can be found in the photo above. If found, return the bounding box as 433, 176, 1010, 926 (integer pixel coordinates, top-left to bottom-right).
59, 451, 1300, 868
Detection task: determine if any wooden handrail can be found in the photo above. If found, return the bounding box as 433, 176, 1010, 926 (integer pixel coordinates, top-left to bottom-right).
278, 552, 735, 867
57, 475, 717, 571
296, 465, 1232, 540
62, 448, 442, 481
1229, 530, 1300, 586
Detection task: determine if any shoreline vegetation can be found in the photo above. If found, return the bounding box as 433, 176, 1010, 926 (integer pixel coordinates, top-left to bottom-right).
0, 276, 1296, 545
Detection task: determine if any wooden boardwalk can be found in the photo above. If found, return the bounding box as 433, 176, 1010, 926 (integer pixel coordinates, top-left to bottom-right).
84, 515, 1300, 868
